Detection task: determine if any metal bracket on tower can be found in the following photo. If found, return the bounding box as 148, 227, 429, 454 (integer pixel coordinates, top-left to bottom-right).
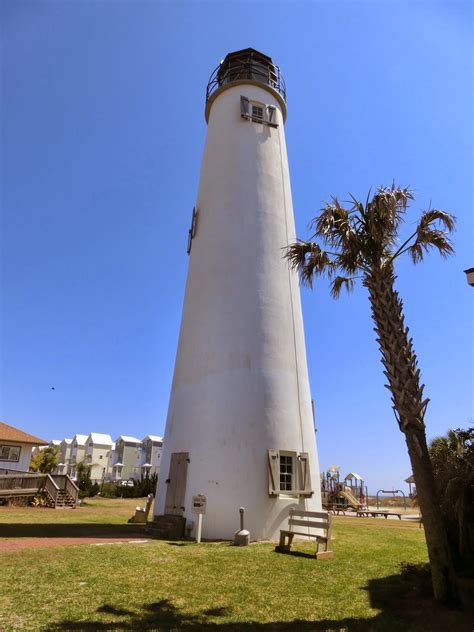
187, 207, 199, 255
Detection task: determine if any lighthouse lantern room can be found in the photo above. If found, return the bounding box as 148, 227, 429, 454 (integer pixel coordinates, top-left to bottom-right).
154, 48, 323, 540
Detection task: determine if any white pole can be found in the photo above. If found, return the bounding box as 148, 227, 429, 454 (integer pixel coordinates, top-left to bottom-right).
196, 513, 203, 543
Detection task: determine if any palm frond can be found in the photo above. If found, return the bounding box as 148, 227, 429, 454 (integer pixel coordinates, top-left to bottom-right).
367, 185, 414, 246
418, 209, 456, 233
407, 209, 456, 263
336, 249, 364, 275
408, 229, 455, 263
285, 240, 334, 288
330, 276, 356, 299
313, 198, 362, 254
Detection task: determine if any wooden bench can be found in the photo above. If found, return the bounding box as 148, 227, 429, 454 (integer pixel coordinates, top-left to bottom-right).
275, 509, 333, 559
356, 510, 402, 520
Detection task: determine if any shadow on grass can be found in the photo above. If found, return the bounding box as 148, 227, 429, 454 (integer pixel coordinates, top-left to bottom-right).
273, 548, 316, 559
0, 523, 146, 538
48, 564, 472, 632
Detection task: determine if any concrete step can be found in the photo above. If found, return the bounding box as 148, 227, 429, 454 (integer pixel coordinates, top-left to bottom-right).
147, 515, 186, 539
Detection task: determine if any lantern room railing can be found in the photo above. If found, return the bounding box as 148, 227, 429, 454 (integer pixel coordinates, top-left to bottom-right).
206, 57, 286, 102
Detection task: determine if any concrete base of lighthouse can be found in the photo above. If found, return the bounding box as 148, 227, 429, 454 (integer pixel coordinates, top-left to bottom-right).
154, 367, 323, 541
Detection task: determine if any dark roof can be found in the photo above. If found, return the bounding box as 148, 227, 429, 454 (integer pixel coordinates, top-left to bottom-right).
222, 48, 273, 64
0, 421, 48, 445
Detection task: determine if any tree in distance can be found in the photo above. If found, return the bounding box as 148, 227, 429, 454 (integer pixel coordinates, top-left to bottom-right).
286, 184, 457, 603
29, 445, 60, 474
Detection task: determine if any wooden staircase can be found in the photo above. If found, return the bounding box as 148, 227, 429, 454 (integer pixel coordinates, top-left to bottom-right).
54, 489, 77, 508
146, 515, 187, 539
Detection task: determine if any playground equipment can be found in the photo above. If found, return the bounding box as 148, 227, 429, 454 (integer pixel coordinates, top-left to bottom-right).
405, 474, 416, 497
376, 489, 407, 510
320, 467, 368, 511
343, 472, 367, 507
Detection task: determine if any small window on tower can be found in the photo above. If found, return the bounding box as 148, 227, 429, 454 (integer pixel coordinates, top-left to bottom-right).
267, 449, 313, 497
251, 104, 264, 124
279, 453, 294, 491
240, 95, 278, 128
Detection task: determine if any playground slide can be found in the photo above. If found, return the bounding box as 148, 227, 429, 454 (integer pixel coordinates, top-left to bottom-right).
340, 489, 362, 510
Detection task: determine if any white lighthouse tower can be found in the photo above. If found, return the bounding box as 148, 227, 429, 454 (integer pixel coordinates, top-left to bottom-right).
154, 49, 322, 540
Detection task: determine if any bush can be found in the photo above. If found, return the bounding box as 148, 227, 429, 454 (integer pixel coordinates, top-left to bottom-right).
76, 460, 100, 498
104, 473, 158, 499
99, 482, 118, 498
429, 427, 474, 574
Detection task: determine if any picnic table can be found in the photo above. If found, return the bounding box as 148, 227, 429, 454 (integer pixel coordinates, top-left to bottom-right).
356, 510, 402, 520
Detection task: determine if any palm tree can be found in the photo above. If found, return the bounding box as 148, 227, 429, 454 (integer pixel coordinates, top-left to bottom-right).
286, 184, 457, 602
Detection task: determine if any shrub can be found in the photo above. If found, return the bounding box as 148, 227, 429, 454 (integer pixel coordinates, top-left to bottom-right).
429, 427, 474, 574
99, 482, 118, 498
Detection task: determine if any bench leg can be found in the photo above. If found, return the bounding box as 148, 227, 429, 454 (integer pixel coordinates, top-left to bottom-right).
275, 531, 293, 553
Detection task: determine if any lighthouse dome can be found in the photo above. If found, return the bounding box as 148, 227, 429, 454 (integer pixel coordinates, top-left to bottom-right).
205, 48, 286, 123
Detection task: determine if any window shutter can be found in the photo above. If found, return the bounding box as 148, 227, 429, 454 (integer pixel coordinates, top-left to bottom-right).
298, 452, 313, 496
191, 207, 198, 238
267, 106, 277, 127
268, 449, 280, 496
240, 96, 250, 119
187, 207, 199, 254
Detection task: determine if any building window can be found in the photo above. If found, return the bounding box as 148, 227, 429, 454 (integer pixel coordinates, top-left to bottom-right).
0, 445, 21, 462
240, 96, 278, 128
279, 454, 294, 491
251, 104, 264, 124
267, 449, 313, 497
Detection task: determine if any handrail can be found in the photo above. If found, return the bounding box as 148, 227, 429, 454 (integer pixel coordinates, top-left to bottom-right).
43, 474, 60, 505
206, 58, 286, 102
65, 475, 79, 492
64, 475, 79, 505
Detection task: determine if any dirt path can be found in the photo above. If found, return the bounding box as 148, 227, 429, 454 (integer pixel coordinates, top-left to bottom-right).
0, 537, 149, 552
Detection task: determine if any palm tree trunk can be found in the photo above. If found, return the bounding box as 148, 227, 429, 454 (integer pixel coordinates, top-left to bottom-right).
364, 264, 457, 603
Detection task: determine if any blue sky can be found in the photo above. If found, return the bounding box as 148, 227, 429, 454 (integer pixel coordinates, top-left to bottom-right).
1, 0, 472, 492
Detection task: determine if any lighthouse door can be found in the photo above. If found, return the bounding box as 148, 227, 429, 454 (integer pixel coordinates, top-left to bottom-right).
164, 452, 189, 515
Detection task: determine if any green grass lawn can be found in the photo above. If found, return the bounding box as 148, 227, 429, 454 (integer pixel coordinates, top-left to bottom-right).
0, 499, 471, 631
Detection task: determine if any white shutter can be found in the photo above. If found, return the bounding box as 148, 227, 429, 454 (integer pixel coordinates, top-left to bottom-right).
268, 449, 280, 496
191, 207, 198, 238
298, 452, 313, 497
240, 96, 250, 119
267, 106, 277, 127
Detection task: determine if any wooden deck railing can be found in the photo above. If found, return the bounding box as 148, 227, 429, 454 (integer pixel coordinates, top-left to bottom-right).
0, 473, 79, 506
0, 473, 47, 491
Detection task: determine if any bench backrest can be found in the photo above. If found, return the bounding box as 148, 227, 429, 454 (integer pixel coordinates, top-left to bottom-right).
288, 509, 332, 539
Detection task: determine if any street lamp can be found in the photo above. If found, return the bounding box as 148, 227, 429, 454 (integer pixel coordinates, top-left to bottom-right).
464, 268, 474, 287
